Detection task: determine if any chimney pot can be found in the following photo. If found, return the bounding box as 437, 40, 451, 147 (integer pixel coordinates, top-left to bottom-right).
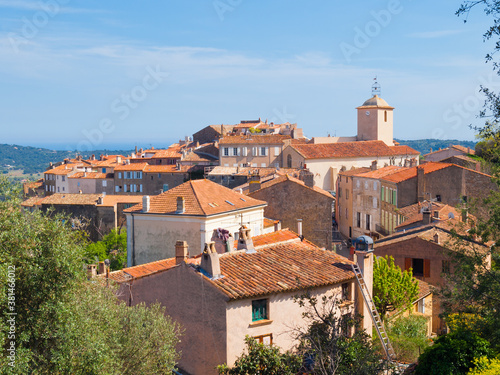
98, 261, 106, 275
371, 160, 378, 171
176, 196, 185, 213
143, 195, 150, 212
87, 264, 97, 279
201, 242, 221, 278
434, 233, 439, 244
175, 240, 189, 265
297, 219, 303, 236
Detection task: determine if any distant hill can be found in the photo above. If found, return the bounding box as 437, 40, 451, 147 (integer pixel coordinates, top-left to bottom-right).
394, 139, 477, 155
0, 144, 133, 174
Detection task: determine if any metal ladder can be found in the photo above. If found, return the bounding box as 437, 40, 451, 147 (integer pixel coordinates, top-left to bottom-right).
351, 263, 397, 365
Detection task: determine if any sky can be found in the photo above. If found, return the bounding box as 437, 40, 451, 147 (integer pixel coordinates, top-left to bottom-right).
0, 0, 497, 151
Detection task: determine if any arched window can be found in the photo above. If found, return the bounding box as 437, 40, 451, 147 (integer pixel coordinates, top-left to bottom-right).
287, 154, 292, 168
384, 111, 388, 122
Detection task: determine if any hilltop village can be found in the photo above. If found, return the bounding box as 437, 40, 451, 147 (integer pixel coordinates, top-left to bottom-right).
20, 89, 495, 374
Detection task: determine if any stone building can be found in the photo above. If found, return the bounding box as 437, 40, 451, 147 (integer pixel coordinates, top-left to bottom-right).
247, 174, 334, 249
108, 229, 362, 375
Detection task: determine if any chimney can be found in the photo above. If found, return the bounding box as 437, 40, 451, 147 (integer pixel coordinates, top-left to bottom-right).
274, 220, 280, 232
297, 219, 303, 236
91, 154, 95, 161
237, 226, 255, 253
410, 158, 418, 168
142, 196, 150, 212
434, 233, 440, 244
98, 261, 106, 275
176, 196, 185, 213
87, 264, 97, 279
200, 242, 221, 278
175, 240, 189, 265
116, 156, 122, 163
135, 145, 138, 154
196, 141, 200, 148
249, 173, 261, 193
97, 196, 103, 205
100, 154, 104, 161
417, 166, 425, 202
300, 169, 315, 188
371, 160, 378, 171
433, 210, 439, 219
422, 209, 431, 225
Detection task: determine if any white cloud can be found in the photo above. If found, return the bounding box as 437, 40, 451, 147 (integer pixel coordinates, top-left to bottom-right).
0, 0, 103, 14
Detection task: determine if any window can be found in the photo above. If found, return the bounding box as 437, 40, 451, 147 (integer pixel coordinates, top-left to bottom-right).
233, 147, 238, 156
442, 260, 450, 274
158, 173, 161, 179
346, 189, 349, 199
287, 154, 292, 168
341, 313, 352, 337
115, 186, 120, 193
364, 181, 369, 189
163, 184, 169, 192
252, 299, 268, 321
356, 180, 360, 188
102, 168, 106, 173
102, 180, 107, 187
366, 214, 371, 231
373, 181, 377, 190
261, 163, 266, 167
436, 195, 441, 202
260, 147, 267, 156
342, 282, 350, 301
57, 187, 60, 192
242, 147, 247, 156
373, 197, 378, 208
252, 147, 257, 156
274, 146, 280, 156
381, 186, 384, 201
384, 110, 388, 122
124, 184, 127, 193
356, 212, 361, 228
406, 258, 430, 278
139, 184, 143, 193
345, 208, 348, 219
62, 176, 65, 182
392, 190, 397, 206
127, 172, 131, 179
338, 188, 342, 199
417, 298, 425, 314
254, 333, 272, 345
223, 147, 229, 156
118, 172, 122, 179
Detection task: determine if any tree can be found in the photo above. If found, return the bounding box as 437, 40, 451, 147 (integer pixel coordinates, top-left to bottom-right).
373, 255, 419, 319
415, 330, 492, 375
85, 228, 128, 270
217, 336, 301, 375
293, 293, 388, 375
0, 177, 180, 374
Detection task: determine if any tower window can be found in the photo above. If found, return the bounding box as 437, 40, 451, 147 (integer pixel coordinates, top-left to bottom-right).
384, 111, 388, 122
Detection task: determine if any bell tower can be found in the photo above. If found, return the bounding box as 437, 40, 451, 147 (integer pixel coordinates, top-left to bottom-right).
356, 79, 394, 146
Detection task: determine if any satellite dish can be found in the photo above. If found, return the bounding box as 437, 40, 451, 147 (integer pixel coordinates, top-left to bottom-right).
448, 212, 455, 219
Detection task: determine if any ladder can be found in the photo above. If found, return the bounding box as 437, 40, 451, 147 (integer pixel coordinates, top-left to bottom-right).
351, 263, 397, 364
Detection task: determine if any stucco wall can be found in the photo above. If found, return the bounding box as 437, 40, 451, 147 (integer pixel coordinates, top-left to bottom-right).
225, 283, 354, 366
115, 264, 228, 375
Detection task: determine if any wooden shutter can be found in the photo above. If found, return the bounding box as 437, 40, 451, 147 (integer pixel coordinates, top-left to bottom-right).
405, 258, 412, 272
423, 259, 431, 278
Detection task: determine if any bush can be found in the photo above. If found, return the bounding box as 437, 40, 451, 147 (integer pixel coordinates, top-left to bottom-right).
416, 330, 492, 375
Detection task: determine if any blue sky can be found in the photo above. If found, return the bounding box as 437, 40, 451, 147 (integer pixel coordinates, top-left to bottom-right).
0, 0, 496, 150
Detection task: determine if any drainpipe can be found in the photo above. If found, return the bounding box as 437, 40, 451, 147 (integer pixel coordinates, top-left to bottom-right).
132, 213, 136, 266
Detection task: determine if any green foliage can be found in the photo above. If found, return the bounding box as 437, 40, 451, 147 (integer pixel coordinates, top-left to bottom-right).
373, 255, 419, 319
293, 293, 387, 375
394, 138, 477, 155
217, 336, 301, 375
416, 330, 492, 375
85, 229, 127, 270
0, 176, 180, 374
467, 356, 500, 375
248, 128, 262, 133
385, 314, 431, 363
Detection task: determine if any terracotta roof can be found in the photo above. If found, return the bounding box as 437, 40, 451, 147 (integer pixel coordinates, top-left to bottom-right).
182, 151, 218, 163
397, 202, 445, 220
21, 196, 45, 207
263, 218, 279, 228
381, 162, 453, 183
206, 238, 355, 300
41, 193, 102, 206
249, 174, 334, 200
114, 163, 148, 171
352, 165, 406, 179
44, 165, 79, 175
415, 279, 432, 302
290, 141, 416, 160
251, 229, 301, 248
219, 134, 291, 145
69, 172, 111, 179
124, 179, 267, 215
357, 95, 394, 109
339, 167, 371, 176
151, 149, 182, 159
100, 195, 144, 207
107, 257, 200, 283
451, 145, 475, 155
143, 165, 190, 173
390, 145, 420, 156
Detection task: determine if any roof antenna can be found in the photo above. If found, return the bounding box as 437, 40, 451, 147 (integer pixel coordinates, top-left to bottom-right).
372, 77, 381, 97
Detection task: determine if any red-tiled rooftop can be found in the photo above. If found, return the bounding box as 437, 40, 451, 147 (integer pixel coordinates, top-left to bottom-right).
209, 238, 355, 300
353, 165, 406, 179
41, 193, 102, 206
124, 179, 267, 215
381, 162, 453, 183
249, 174, 334, 200
290, 140, 419, 160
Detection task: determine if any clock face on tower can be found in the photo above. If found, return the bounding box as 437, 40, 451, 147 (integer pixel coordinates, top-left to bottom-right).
365, 111, 370, 116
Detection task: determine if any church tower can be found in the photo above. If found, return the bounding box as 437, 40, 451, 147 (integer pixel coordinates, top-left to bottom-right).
356, 79, 394, 146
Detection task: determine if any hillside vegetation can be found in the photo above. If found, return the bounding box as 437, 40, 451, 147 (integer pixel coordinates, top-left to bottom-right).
394, 139, 476, 155
0, 144, 133, 175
